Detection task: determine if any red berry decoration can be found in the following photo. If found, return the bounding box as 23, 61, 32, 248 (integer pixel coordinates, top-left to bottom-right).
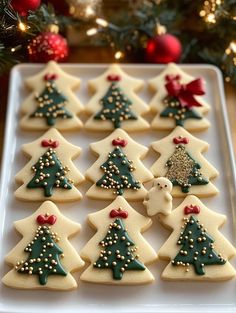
146, 33, 182, 64
11, 0, 41, 16
28, 32, 69, 63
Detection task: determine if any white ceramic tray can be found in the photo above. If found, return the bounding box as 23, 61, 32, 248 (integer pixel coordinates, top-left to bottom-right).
0, 64, 236, 313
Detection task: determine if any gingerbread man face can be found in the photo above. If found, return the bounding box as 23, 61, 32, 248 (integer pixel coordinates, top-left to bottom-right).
144, 177, 173, 217
153, 177, 172, 192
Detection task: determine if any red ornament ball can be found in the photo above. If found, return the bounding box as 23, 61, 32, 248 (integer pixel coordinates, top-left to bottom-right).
146, 33, 182, 64
11, 0, 41, 16
28, 32, 69, 63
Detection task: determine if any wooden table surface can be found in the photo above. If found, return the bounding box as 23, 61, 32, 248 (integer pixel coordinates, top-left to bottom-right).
0, 47, 235, 162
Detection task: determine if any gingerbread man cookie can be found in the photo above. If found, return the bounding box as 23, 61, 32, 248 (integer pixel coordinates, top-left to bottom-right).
158, 195, 236, 281
20, 61, 83, 131
143, 177, 173, 216
80, 196, 157, 285
84, 64, 150, 132
15, 128, 84, 202
2, 201, 85, 290
85, 128, 153, 201
149, 63, 210, 131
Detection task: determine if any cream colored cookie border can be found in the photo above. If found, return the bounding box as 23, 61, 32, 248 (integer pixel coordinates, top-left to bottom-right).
148, 63, 210, 131
158, 195, 236, 281
151, 126, 219, 197
2, 201, 85, 290
15, 128, 84, 202
20, 61, 83, 131
84, 64, 150, 132
80, 196, 157, 285
86, 128, 153, 201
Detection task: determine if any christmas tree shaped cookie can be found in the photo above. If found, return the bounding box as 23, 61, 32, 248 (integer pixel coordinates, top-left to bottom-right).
151, 126, 218, 197
86, 128, 153, 200
20, 61, 83, 131
149, 63, 210, 131
15, 128, 84, 202
157, 195, 236, 281
2, 201, 85, 290
84, 64, 150, 132
80, 196, 157, 285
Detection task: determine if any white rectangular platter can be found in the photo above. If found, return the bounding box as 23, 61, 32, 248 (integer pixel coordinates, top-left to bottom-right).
0, 64, 236, 313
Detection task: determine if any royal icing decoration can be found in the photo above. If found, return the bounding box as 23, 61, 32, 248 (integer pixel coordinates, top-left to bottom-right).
184, 205, 200, 215
20, 61, 83, 131
96, 143, 141, 196
84, 64, 150, 132
157, 195, 236, 281
165, 143, 208, 193
148, 63, 210, 131
93, 216, 145, 280
94, 75, 137, 128
31, 73, 73, 126
15, 128, 84, 202
2, 201, 85, 290
172, 216, 226, 275
86, 128, 153, 201
17, 221, 67, 285
27, 148, 73, 197
151, 126, 218, 197
80, 196, 157, 285
41, 139, 59, 148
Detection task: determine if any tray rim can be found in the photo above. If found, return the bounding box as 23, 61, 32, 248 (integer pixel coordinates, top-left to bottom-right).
0, 63, 236, 313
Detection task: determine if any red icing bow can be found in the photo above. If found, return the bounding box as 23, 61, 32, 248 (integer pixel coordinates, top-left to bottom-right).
44, 73, 58, 81
165, 75, 205, 108
110, 208, 128, 219
173, 136, 189, 144
107, 74, 121, 82
41, 139, 59, 148
184, 205, 200, 215
37, 214, 57, 225
165, 74, 181, 82
112, 138, 127, 147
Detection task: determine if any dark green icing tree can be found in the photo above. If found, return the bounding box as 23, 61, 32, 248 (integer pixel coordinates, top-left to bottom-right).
31, 79, 73, 126
27, 148, 73, 197
94, 82, 137, 128
172, 216, 226, 275
160, 96, 202, 127
96, 146, 141, 195
93, 218, 145, 280
165, 144, 208, 193
18, 225, 67, 285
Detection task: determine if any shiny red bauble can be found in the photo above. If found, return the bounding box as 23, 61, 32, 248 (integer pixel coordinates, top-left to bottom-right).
146, 33, 182, 63
28, 32, 69, 63
11, 0, 41, 16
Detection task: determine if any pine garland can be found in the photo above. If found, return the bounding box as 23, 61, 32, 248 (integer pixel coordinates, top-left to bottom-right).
0, 0, 235, 84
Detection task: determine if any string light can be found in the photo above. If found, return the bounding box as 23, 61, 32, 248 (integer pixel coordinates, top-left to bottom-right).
225, 41, 236, 55
96, 18, 108, 27
85, 5, 95, 17
114, 51, 124, 60
18, 22, 27, 32
87, 28, 98, 36
199, 0, 222, 24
